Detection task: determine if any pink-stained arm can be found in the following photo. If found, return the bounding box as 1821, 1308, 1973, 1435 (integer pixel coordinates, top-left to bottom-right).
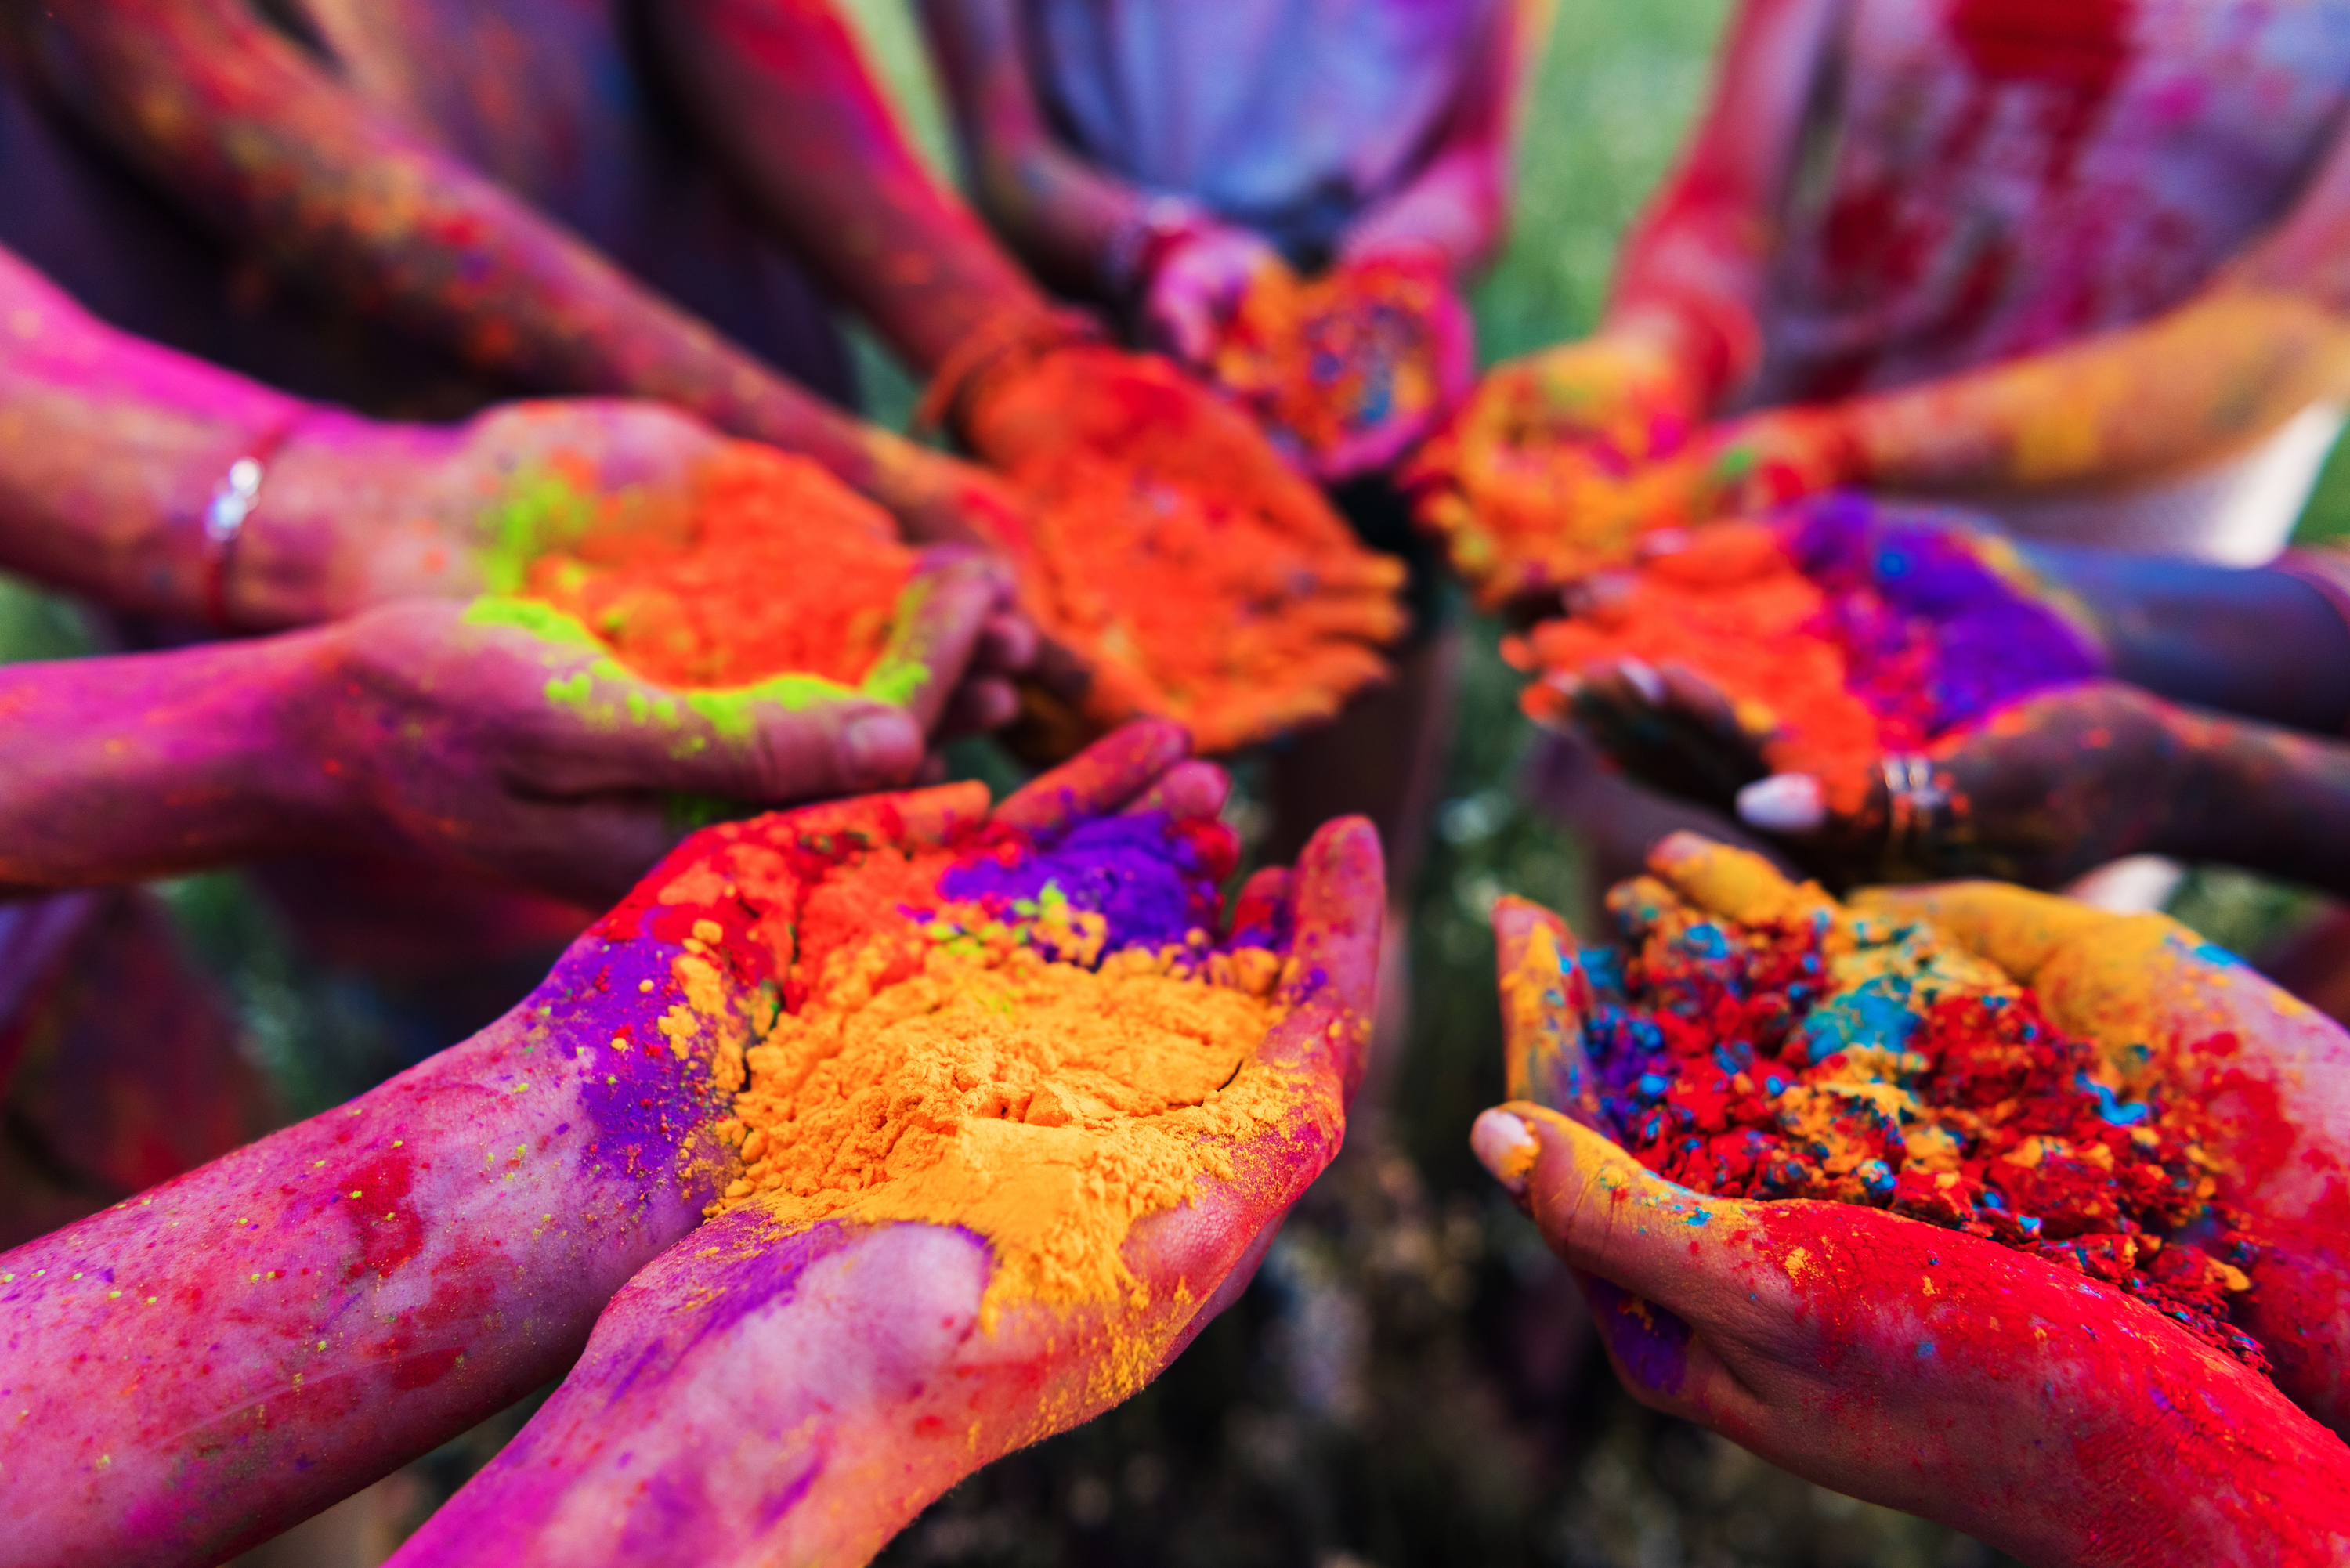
23, 0, 985, 533
915, 0, 1153, 302
1336, 0, 1549, 277
1474, 1103, 2350, 1568
382, 814, 1384, 1568
1600, 0, 1839, 406
651, 0, 1063, 374
0, 582, 1002, 901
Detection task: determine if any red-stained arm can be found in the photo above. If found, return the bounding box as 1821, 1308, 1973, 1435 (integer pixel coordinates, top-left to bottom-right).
913, 0, 1148, 301
1336, 0, 1551, 276
1602, 0, 1840, 405
653, 0, 1063, 373
24, 0, 931, 507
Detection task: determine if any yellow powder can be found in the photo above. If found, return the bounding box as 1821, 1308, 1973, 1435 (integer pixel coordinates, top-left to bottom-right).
711, 936, 1292, 1321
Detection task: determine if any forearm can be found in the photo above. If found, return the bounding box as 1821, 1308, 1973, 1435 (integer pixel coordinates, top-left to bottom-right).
0, 634, 346, 888
2163, 706, 2350, 893
35, 2, 883, 489
1841, 290, 2350, 496
2023, 543, 2350, 732
656, 0, 1057, 372
0, 921, 739, 1567
916, 0, 1147, 299
0, 249, 320, 621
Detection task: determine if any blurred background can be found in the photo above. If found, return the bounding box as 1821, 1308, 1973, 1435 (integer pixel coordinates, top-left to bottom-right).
5, 2, 2336, 1563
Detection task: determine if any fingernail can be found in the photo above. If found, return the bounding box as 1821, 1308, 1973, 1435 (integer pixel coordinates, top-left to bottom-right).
844, 713, 919, 786
1736, 773, 1827, 833
1471, 1109, 1538, 1197
1618, 658, 1665, 704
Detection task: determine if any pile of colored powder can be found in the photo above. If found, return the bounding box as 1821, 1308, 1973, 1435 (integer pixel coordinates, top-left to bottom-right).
517, 443, 916, 688
1535, 865, 2265, 1369
1009, 449, 1406, 753
709, 805, 1308, 1317
1209, 258, 1445, 467
1408, 399, 1702, 605
1508, 495, 2103, 811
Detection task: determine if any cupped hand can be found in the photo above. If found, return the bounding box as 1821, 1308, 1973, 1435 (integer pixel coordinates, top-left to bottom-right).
1141, 222, 1285, 368
1478, 865, 2350, 1564
1728, 681, 2204, 890
287, 564, 1005, 904
382, 732, 1386, 1568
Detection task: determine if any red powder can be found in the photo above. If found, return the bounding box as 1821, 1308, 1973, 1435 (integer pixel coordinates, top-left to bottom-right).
1506, 524, 1898, 812
525, 443, 916, 688
1209, 258, 1446, 466
1584, 879, 2269, 1370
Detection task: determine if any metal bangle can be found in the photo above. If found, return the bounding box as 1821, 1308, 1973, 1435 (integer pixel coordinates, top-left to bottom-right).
200, 450, 273, 631
1879, 753, 1952, 866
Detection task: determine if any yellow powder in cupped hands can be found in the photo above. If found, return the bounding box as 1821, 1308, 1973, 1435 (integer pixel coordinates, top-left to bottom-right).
712, 936, 1293, 1317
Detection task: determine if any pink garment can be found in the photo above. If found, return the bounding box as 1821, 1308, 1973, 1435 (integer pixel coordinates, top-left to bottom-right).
1754, 0, 2350, 406
1021, 0, 1506, 261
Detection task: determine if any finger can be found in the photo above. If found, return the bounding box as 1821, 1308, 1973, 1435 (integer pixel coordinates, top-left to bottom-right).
1264, 815, 1385, 1102
974, 610, 1039, 676
1122, 758, 1230, 822
1229, 866, 1293, 944
992, 719, 1192, 836
1644, 831, 1832, 927
1848, 881, 2107, 985
871, 552, 1006, 737
1474, 1103, 1758, 1309
1492, 895, 1604, 1125
935, 677, 1021, 739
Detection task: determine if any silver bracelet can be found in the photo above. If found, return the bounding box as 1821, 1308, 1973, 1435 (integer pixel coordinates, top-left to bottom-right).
204, 455, 265, 548
1880, 753, 1952, 865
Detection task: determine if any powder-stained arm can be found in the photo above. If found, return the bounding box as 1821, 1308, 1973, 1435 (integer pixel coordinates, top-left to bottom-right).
652, 0, 1065, 373
22, 0, 1013, 543
1336, 0, 1551, 277
1473, 1102, 2350, 1567
0, 598, 953, 901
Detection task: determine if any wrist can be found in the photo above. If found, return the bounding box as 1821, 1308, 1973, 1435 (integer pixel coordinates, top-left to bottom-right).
250, 620, 377, 845
1099, 193, 1220, 304
911, 306, 1108, 444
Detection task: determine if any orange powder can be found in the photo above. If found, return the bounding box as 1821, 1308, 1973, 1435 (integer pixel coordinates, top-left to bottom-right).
524, 443, 916, 688
1010, 450, 1405, 753
1412, 415, 1701, 606
1508, 524, 1885, 812
712, 934, 1289, 1319
1209, 258, 1445, 464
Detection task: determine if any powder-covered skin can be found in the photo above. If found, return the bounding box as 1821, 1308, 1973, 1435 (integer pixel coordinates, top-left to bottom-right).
690, 790, 1307, 1321
1209, 258, 1448, 470
1527, 860, 2267, 1368
505, 445, 916, 690
1512, 496, 2103, 810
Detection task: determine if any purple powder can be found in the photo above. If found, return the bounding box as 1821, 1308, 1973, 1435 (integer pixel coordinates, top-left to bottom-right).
1783, 493, 2106, 737
938, 811, 1225, 958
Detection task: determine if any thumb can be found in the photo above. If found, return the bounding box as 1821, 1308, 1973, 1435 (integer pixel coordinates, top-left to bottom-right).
873, 550, 1011, 736
1472, 1104, 1760, 1306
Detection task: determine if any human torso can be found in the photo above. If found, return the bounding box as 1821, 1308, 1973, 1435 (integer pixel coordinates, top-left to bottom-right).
1021, 0, 1502, 262
1754, 0, 2350, 405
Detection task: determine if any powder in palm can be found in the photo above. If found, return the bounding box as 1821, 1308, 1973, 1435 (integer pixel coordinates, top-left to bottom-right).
1011, 448, 1405, 753
1210, 258, 1445, 467
707, 801, 1303, 1316
1509, 498, 2102, 811
522, 443, 915, 688
1513, 851, 2268, 1370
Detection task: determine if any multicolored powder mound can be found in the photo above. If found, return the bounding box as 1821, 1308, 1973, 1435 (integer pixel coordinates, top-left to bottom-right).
707, 804, 1310, 1317
1509, 495, 2105, 811
515, 443, 916, 688
1209, 258, 1447, 468
1408, 396, 1701, 605
1531, 867, 2267, 1371
1010, 449, 1407, 753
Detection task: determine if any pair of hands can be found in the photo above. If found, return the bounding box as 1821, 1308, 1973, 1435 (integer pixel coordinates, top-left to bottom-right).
1408, 327, 1858, 605
1475, 839, 2350, 1565
0, 727, 1385, 1568
1140, 223, 1476, 481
